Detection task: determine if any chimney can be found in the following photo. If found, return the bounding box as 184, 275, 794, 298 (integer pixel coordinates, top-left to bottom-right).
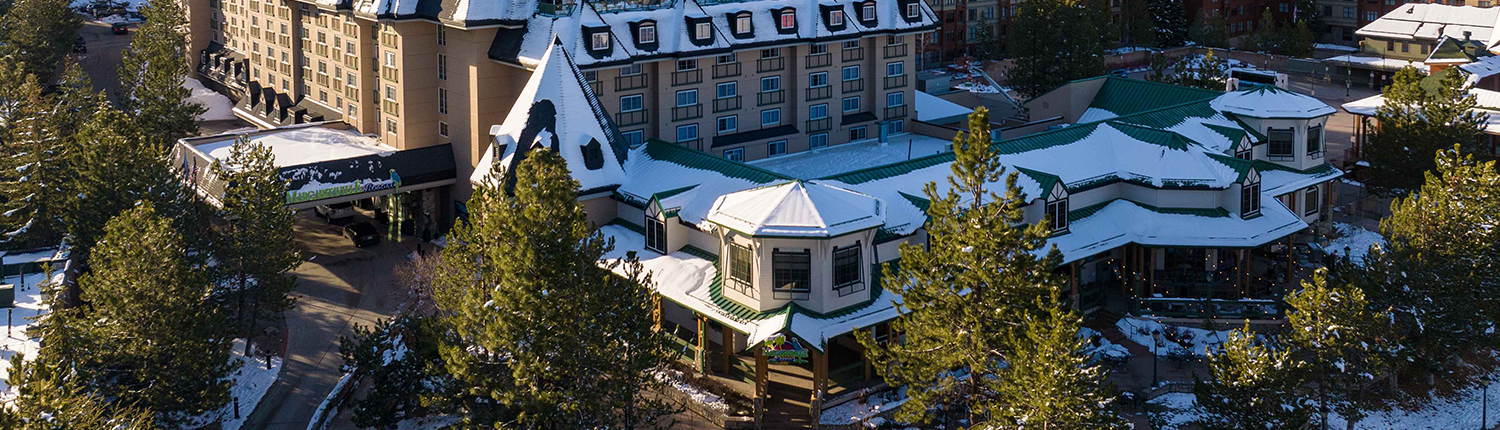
1466, 30, 1474, 41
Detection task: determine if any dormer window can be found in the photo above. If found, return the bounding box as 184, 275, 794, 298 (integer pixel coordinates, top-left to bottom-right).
830, 9, 844, 23
779, 10, 795, 29
590, 32, 609, 51
833, 243, 864, 297
645, 202, 667, 254
734, 12, 752, 35
1241, 169, 1261, 218
772, 249, 811, 300
695, 22, 711, 40
906, 3, 919, 18
1234, 138, 1252, 160
1046, 184, 1069, 233
861, 2, 876, 22
638, 23, 656, 44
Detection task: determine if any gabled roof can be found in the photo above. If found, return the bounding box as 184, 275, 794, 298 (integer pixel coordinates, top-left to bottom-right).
1087, 78, 1223, 118
1356, 3, 1500, 47
1427, 35, 1494, 64
706, 180, 886, 237
616, 140, 792, 228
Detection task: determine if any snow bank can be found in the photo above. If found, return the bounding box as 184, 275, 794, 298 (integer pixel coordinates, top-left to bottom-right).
395, 416, 460, 429
183, 77, 237, 121
749, 133, 952, 179
307, 371, 353, 430
0, 271, 59, 401
182, 339, 283, 430
97, 14, 143, 24
1313, 222, 1386, 267
1116, 317, 1235, 357
955, 81, 1001, 93
652, 367, 729, 413
1315, 43, 1360, 53
1328, 376, 1500, 429
1079, 327, 1131, 361
1146, 392, 1201, 430
819, 387, 910, 426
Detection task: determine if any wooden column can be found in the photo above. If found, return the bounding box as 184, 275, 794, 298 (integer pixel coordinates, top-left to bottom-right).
1286, 236, 1295, 285
810, 349, 827, 424
863, 328, 874, 381
1070, 261, 1080, 311
695, 314, 708, 374
721, 327, 734, 375
754, 347, 767, 429
651, 295, 662, 332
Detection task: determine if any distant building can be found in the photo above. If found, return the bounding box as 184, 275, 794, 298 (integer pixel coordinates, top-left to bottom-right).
1331, 3, 1500, 87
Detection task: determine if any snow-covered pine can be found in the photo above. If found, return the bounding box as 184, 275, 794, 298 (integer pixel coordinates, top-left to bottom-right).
0, 75, 68, 249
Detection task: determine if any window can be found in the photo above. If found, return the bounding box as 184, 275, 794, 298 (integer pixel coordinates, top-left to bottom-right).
677, 59, 697, 71
842, 96, 860, 112
810, 133, 828, 148
676, 89, 698, 107
850, 126, 867, 141
1279, 2, 1288, 12
1241, 176, 1261, 217
1365, 11, 1377, 21
436, 25, 445, 45
886, 119, 903, 134
1343, 7, 1353, 18
724, 147, 744, 161
862, 3, 875, 20
717, 53, 736, 64
810, 103, 828, 119
762, 108, 781, 126
621, 63, 643, 76
780, 11, 795, 29
1306, 125, 1323, 157
810, 71, 828, 87
717, 115, 737, 133
761, 76, 781, 92
386, 118, 397, 134
842, 65, 860, 81
810, 43, 827, 55
717, 81, 738, 98
438, 88, 447, 114
639, 23, 656, 44
645, 213, 666, 253
384, 84, 396, 101
1303, 186, 1320, 216
1401, 42, 1409, 53
886, 61, 904, 76
886, 92, 904, 107
591, 32, 609, 50
620, 94, 643, 112
583, 70, 598, 82
833, 244, 863, 296
1386, 41, 1395, 51
1047, 198, 1068, 232
1268, 128, 1294, 160
761, 47, 781, 58
695, 22, 711, 40
906, 2, 918, 18
768, 140, 787, 156
622, 129, 644, 147
383, 51, 395, 67
727, 243, 753, 292
437, 54, 446, 80
676, 124, 699, 143
735, 14, 751, 33
438, 121, 449, 137
830, 9, 844, 23
843, 40, 859, 50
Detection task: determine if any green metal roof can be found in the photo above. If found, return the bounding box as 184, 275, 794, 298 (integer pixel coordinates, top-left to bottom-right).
1107, 121, 1194, 151
1251, 160, 1341, 177
1068, 199, 1230, 224
1205, 153, 1254, 182
898, 192, 931, 213
1013, 166, 1061, 197
1088, 78, 1224, 117
642, 139, 792, 184
1107, 99, 1222, 129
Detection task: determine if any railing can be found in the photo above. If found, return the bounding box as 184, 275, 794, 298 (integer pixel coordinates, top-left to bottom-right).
806, 117, 831, 132
883, 43, 908, 59
712, 62, 741, 79
883, 105, 907, 119
616, 109, 649, 126
756, 57, 784, 73
805, 53, 832, 69
805, 85, 831, 101
535, 0, 578, 16
883, 75, 907, 89
382, 99, 400, 117
842, 78, 864, 93
1131, 297, 1284, 320
671, 69, 702, 86
757, 90, 785, 106
713, 96, 741, 112
380, 65, 399, 83
841, 47, 864, 62
671, 104, 702, 121
587, 81, 602, 95
615, 73, 649, 91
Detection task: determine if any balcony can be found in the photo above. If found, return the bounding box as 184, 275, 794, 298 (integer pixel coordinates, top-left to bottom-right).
805, 53, 832, 69
380, 65, 399, 83
883, 105, 908, 119
672, 104, 702, 121
588, 81, 602, 95
382, 99, 400, 117
883, 43, 908, 59
671, 69, 702, 86
757, 90, 785, 106
616, 109, 649, 126
713, 96, 741, 113
842, 79, 864, 93
712, 62, 741, 79
615, 73, 649, 91
841, 47, 864, 62
756, 57, 784, 73
883, 75, 908, 89
806, 117, 831, 132
805, 85, 831, 101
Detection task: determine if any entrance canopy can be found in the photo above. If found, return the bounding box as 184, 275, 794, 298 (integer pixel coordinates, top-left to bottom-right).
172, 122, 457, 210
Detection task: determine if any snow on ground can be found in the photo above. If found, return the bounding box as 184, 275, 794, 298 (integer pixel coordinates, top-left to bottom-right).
820, 387, 910, 426
1080, 327, 1131, 361
748, 133, 952, 179
1324, 54, 1430, 73
1315, 43, 1360, 53
1146, 392, 1201, 430
954, 81, 1001, 93
182, 339, 283, 430
184, 77, 237, 121
97, 14, 143, 24
1116, 317, 1234, 357
1150, 377, 1500, 430
394, 416, 460, 429
1313, 222, 1386, 266
72, 0, 148, 11
0, 271, 58, 401
652, 367, 728, 413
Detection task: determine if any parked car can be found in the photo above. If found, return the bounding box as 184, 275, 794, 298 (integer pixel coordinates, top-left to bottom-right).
111, 23, 128, 35
72, 38, 86, 53
1109, 68, 1130, 78
342, 221, 380, 248
315, 202, 356, 222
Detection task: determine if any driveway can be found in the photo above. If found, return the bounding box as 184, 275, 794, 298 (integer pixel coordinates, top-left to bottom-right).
75, 19, 133, 104
242, 209, 412, 429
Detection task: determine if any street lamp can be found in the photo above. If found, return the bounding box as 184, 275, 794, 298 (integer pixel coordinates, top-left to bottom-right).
1152, 329, 1162, 389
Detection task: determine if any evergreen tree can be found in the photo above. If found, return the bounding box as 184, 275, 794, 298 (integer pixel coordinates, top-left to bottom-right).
0, 0, 80, 83
856, 108, 1065, 426
432, 148, 677, 428
1286, 20, 1317, 58
989, 292, 1127, 429
68, 203, 232, 428
118, 0, 203, 146
0, 354, 158, 430
52, 59, 101, 143
1009, 0, 1110, 98
1118, 0, 1154, 47
1170, 49, 1229, 90
1194, 328, 1314, 430
1189, 9, 1230, 48
1284, 269, 1393, 430
1363, 66, 1487, 197
339, 317, 458, 428
0, 75, 68, 249
1149, 0, 1188, 48
972, 25, 1001, 62
209, 136, 300, 353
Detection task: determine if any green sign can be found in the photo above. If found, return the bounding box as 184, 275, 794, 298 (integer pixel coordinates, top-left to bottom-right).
285, 169, 401, 205
763, 334, 809, 365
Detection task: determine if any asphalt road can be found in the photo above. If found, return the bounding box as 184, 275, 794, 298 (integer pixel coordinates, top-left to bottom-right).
75, 20, 133, 104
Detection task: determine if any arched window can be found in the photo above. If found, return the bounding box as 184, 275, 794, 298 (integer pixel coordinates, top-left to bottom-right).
1046, 183, 1069, 233
645, 201, 667, 254
1241, 169, 1261, 218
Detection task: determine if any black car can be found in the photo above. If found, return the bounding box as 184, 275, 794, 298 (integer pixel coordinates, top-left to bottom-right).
111, 23, 128, 35
342, 221, 380, 247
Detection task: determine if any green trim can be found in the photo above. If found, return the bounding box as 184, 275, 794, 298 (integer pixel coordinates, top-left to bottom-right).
1067, 199, 1230, 224
898, 192, 931, 213
642, 139, 792, 183
1205, 153, 1254, 182
608, 217, 646, 234
1087, 77, 1224, 117
1013, 167, 1061, 198
1250, 160, 1341, 176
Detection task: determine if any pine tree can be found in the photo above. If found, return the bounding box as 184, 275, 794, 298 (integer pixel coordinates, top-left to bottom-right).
856, 108, 1065, 426
209, 136, 300, 353
1009, 0, 1110, 98
1194, 328, 1315, 430
1284, 269, 1393, 430
1170, 49, 1229, 90
1363, 66, 1488, 197
0, 354, 158, 430
118, 0, 203, 146
1149, 0, 1188, 48
0, 0, 80, 83
0, 75, 68, 249
339, 317, 458, 428
432, 148, 677, 428
989, 292, 1127, 429
1189, 9, 1230, 48
70, 203, 232, 427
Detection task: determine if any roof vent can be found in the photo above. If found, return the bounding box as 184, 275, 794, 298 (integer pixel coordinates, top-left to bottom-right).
1466, 30, 1473, 41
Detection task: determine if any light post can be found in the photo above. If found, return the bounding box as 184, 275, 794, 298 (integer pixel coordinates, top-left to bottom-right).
1484, 375, 1490, 430
1151, 329, 1161, 389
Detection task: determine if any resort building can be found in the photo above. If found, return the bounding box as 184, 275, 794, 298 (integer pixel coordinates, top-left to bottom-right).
1331, 3, 1500, 88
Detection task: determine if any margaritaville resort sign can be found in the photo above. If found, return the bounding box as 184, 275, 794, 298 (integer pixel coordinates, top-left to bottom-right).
285, 170, 402, 205
762, 334, 810, 365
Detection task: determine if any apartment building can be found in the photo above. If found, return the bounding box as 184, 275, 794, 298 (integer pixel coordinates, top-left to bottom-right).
187, 0, 938, 202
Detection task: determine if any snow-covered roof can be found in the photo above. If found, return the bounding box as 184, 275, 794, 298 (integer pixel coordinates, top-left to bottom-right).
474, 40, 628, 193
193, 125, 395, 168
1355, 3, 1500, 47
1343, 91, 1500, 134
1049, 199, 1308, 263
1459, 55, 1500, 85
615, 140, 792, 228
706, 181, 885, 237
1323, 54, 1430, 73
914, 91, 973, 123
1210, 85, 1337, 119
1341, 94, 1384, 116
